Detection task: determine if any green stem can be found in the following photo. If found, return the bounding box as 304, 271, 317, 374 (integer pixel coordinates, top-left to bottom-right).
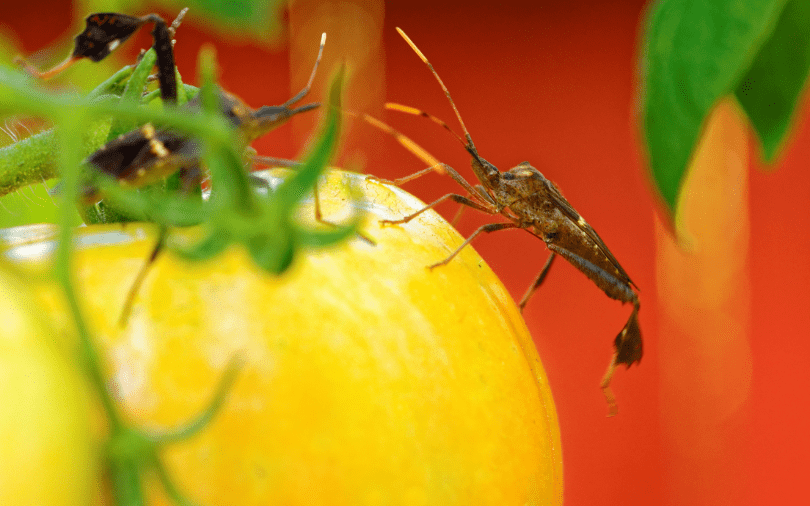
110, 459, 145, 506
87, 65, 136, 99
53, 110, 122, 429
0, 118, 112, 197
106, 49, 158, 141
0, 65, 134, 197
154, 358, 241, 444
153, 459, 200, 506
0, 65, 233, 199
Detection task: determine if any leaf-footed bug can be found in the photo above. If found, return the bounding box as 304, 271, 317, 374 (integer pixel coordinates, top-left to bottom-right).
17, 10, 331, 325
361, 28, 641, 416
98, 28, 328, 325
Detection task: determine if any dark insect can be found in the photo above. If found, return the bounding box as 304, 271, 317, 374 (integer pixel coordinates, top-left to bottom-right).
364, 28, 641, 416
83, 72, 324, 204
18, 10, 329, 325
16, 11, 184, 103
94, 30, 327, 326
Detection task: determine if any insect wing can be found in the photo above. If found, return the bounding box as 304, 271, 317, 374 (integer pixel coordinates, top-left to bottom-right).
542, 178, 636, 289
73, 13, 146, 62
87, 127, 197, 186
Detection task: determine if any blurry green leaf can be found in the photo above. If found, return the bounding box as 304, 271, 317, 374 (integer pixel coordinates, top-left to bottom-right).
176, 229, 230, 261
107, 47, 157, 142
0, 181, 82, 229
296, 224, 358, 249
0, 118, 112, 198
100, 181, 206, 226
87, 66, 136, 99
735, 0, 810, 162
0, 25, 23, 68
188, 0, 268, 20
2, 18, 359, 288
247, 232, 294, 273
275, 67, 344, 210
164, 0, 285, 41
641, 0, 787, 213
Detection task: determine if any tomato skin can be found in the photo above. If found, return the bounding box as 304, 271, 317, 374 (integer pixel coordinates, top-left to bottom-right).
14, 170, 562, 505
0, 266, 97, 506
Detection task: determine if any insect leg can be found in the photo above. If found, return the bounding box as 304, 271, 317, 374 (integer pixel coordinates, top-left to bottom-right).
367, 165, 440, 186
601, 302, 641, 416
252, 155, 302, 168
547, 241, 642, 415
449, 203, 466, 227
141, 15, 176, 103
312, 182, 375, 246
430, 221, 520, 269
446, 184, 498, 227
15, 54, 79, 79
252, 156, 375, 245
518, 252, 557, 312
381, 192, 497, 226
546, 242, 641, 361
600, 352, 620, 417
368, 158, 482, 203
118, 162, 201, 327
119, 225, 166, 326
249, 156, 294, 193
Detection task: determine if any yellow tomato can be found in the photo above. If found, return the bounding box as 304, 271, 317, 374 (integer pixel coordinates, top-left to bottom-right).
15, 170, 562, 505
0, 265, 96, 506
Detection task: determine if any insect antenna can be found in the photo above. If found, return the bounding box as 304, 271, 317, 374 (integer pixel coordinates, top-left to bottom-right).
281, 33, 327, 109
395, 28, 478, 155
168, 7, 189, 37
384, 103, 468, 150
341, 107, 447, 178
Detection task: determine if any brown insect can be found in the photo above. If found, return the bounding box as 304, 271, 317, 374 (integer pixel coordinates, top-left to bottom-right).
83, 48, 325, 203
362, 28, 641, 416
98, 32, 329, 326
17, 9, 330, 324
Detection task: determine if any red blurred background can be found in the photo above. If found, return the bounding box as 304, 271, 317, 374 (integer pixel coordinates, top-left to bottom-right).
2, 1, 809, 504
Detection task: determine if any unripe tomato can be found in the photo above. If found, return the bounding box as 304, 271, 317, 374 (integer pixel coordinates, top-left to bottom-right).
12, 170, 562, 505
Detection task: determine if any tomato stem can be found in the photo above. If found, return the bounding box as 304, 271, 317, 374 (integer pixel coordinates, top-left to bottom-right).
110, 459, 145, 506
154, 357, 242, 444
53, 110, 125, 429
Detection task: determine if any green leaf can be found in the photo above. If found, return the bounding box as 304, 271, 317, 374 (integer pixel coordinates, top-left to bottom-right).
640, 0, 787, 213
247, 232, 294, 274
99, 181, 206, 226
175, 0, 285, 40
735, 0, 810, 161
155, 358, 242, 444
275, 66, 344, 210
106, 48, 158, 141
296, 222, 358, 249
86, 66, 135, 99
0, 66, 229, 200
195, 46, 256, 212
175, 229, 230, 262
187, 0, 267, 20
